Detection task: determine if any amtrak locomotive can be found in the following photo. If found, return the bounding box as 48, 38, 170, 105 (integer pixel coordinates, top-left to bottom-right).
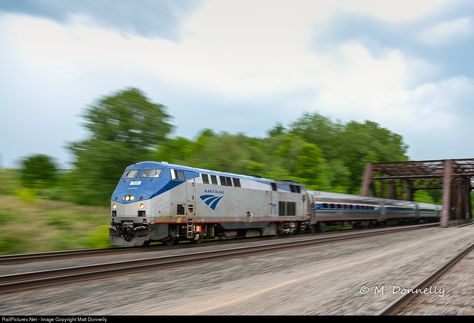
109, 161, 441, 246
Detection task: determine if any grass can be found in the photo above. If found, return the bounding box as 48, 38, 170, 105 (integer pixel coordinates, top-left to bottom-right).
0, 195, 111, 255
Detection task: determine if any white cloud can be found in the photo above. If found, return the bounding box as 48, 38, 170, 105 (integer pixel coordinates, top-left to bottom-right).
329, 0, 448, 23
0, 0, 451, 98
418, 16, 474, 46
0, 0, 471, 165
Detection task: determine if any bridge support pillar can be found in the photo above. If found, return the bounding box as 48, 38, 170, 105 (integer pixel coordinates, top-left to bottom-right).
361, 164, 373, 197
441, 160, 453, 228
406, 180, 414, 201
388, 180, 397, 200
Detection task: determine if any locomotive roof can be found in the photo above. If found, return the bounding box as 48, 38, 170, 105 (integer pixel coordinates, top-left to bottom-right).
128, 161, 304, 186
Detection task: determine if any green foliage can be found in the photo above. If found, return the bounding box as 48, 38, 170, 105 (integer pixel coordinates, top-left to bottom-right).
290, 113, 408, 193
338, 121, 408, 193
289, 112, 342, 159
413, 190, 435, 204
14, 188, 37, 203
6, 88, 409, 207
0, 235, 28, 255
69, 88, 173, 205
19, 154, 58, 189
86, 224, 112, 248
0, 196, 110, 254
0, 169, 21, 194
43, 211, 72, 230
0, 212, 10, 225
148, 111, 408, 194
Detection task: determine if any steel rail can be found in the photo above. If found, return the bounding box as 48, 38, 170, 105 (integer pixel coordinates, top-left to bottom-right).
455, 221, 473, 228
0, 235, 280, 265
0, 223, 439, 294
0, 223, 438, 265
0, 246, 141, 265
378, 241, 474, 316
0, 223, 438, 266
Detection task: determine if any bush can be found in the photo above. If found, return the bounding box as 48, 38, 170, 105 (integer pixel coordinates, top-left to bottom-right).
14, 188, 37, 203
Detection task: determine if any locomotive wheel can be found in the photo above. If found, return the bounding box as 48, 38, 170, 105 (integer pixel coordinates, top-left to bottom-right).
164, 238, 177, 246
191, 237, 203, 244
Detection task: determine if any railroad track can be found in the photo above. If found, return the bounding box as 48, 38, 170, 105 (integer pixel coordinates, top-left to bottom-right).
0, 246, 141, 265
378, 241, 474, 315
0, 223, 440, 266
0, 223, 439, 294
0, 235, 282, 265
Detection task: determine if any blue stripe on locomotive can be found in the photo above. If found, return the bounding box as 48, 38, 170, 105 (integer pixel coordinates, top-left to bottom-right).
111, 161, 200, 204
111, 161, 275, 203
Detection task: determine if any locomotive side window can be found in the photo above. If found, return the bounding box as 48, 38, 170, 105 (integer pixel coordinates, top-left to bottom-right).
296, 186, 301, 193
278, 201, 296, 215
279, 201, 286, 216
219, 176, 227, 186
271, 183, 277, 191
210, 175, 218, 185
226, 177, 233, 186
141, 169, 161, 178
123, 169, 140, 178
177, 170, 185, 181
287, 202, 296, 216
172, 169, 185, 181
202, 174, 209, 184
232, 178, 241, 187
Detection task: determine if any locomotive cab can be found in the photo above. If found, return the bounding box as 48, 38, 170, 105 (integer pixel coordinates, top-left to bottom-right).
109, 161, 202, 246
109, 161, 171, 246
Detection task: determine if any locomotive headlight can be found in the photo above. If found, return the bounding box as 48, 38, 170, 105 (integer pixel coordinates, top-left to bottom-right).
124, 196, 130, 201
138, 203, 145, 209
130, 195, 135, 201
112, 204, 117, 209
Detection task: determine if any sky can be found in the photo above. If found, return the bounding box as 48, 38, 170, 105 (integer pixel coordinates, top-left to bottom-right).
1, 0, 474, 168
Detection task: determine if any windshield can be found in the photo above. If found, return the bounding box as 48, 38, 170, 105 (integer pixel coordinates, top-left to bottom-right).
123, 169, 141, 178
141, 169, 162, 178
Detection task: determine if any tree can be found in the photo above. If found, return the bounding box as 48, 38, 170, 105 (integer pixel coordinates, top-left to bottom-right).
289, 112, 342, 160
337, 121, 408, 193
69, 88, 173, 205
294, 143, 331, 190
20, 154, 57, 189
288, 113, 408, 193
267, 122, 286, 137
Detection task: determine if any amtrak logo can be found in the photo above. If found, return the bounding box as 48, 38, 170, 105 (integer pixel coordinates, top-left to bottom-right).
200, 194, 223, 210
